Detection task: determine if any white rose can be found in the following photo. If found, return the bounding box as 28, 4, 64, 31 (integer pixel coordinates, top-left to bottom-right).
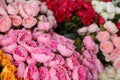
108, 13, 115, 19
100, 12, 109, 20
103, 21, 118, 34
106, 2, 115, 13
115, 7, 120, 14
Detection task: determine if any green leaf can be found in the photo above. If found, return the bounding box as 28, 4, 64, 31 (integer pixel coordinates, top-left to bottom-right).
100, 25, 105, 31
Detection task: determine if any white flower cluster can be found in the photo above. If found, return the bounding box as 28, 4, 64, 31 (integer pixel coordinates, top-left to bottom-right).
92, 1, 120, 20
99, 66, 120, 80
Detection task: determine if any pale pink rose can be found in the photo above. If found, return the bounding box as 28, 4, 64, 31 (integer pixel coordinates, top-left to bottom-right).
49, 65, 71, 80
7, 2, 19, 15
57, 44, 74, 57
45, 54, 65, 67
40, 3, 48, 14
47, 10, 53, 16
19, 2, 28, 17
112, 36, 120, 48
113, 58, 120, 69
83, 35, 96, 51
77, 27, 88, 35
13, 46, 28, 62
66, 56, 80, 70
22, 16, 37, 28
47, 16, 57, 27
1, 43, 17, 54
10, 15, 22, 26
96, 31, 110, 42
38, 15, 47, 22
24, 64, 39, 80
0, 0, 7, 9
88, 23, 99, 33
14, 61, 26, 78
38, 21, 51, 31
6, 0, 13, 3
72, 65, 87, 80
39, 66, 50, 80
103, 21, 118, 34
31, 47, 55, 63
0, 15, 12, 32
100, 41, 114, 54
24, 1, 40, 17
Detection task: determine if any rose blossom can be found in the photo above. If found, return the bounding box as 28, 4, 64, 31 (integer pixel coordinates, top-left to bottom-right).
113, 58, 120, 69
39, 66, 50, 80
10, 15, 22, 26
77, 27, 88, 35
103, 21, 118, 34
47, 15, 57, 27
31, 47, 55, 63
24, 64, 39, 80
88, 23, 99, 33
116, 22, 120, 29
13, 45, 28, 62
40, 3, 48, 14
0, 14, 12, 32
49, 65, 71, 80
38, 15, 48, 22
100, 41, 114, 54
38, 21, 51, 31
72, 65, 87, 80
22, 16, 37, 28
96, 31, 110, 42
83, 35, 96, 51
112, 36, 120, 48
7, 2, 19, 15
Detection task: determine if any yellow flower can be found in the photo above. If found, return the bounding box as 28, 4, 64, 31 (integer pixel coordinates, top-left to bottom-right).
0, 50, 21, 80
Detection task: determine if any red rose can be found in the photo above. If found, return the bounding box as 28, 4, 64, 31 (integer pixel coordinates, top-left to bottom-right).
116, 22, 120, 29
103, 0, 112, 2
82, 14, 93, 25
76, 10, 85, 17
99, 16, 105, 25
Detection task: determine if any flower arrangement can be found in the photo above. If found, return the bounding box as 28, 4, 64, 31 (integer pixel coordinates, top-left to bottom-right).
0, 0, 120, 80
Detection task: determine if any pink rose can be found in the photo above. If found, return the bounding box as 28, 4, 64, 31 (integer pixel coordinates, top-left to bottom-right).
88, 23, 99, 33
31, 47, 55, 63
22, 16, 37, 28
113, 58, 120, 69
27, 57, 36, 65
77, 27, 88, 35
49, 65, 71, 80
57, 43, 74, 57
24, 1, 40, 17
7, 2, 19, 15
112, 36, 120, 48
13, 46, 28, 62
24, 64, 39, 80
103, 21, 118, 34
40, 3, 48, 14
0, 0, 7, 9
72, 65, 87, 80
1, 43, 17, 54
47, 10, 53, 16
100, 41, 114, 54
83, 35, 96, 51
39, 66, 50, 80
96, 31, 110, 42
10, 15, 22, 26
0, 14, 12, 32
47, 15, 57, 27
38, 21, 51, 31
14, 61, 26, 78
19, 1, 40, 17
66, 56, 80, 70
44, 54, 65, 67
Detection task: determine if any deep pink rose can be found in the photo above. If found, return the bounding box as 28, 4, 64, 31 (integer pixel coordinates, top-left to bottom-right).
99, 16, 105, 25
49, 65, 71, 80
39, 66, 50, 80
24, 64, 39, 80
116, 22, 120, 30
13, 46, 28, 62
72, 65, 87, 80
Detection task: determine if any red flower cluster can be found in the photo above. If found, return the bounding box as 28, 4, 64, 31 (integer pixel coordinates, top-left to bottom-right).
46, 0, 76, 22
44, 0, 99, 25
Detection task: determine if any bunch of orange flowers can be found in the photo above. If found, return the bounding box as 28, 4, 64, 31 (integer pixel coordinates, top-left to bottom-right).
0, 50, 21, 80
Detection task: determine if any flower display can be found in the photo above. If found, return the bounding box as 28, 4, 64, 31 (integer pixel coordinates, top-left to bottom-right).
0, 0, 120, 80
